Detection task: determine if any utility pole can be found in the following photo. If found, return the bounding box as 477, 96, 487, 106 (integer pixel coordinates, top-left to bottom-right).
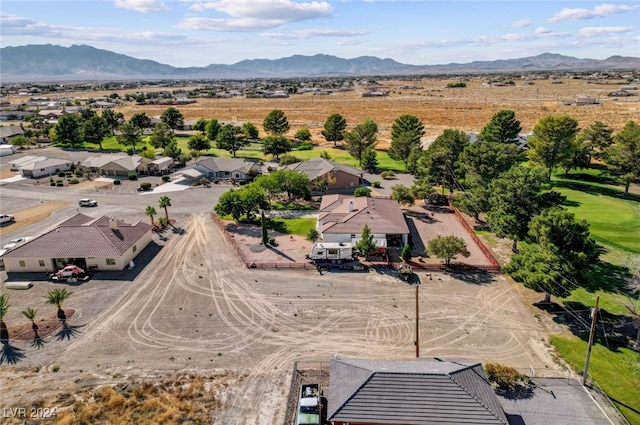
415, 283, 420, 358
582, 295, 600, 386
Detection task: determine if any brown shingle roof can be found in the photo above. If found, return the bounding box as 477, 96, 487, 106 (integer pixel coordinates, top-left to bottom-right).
319, 195, 409, 235
284, 157, 362, 181
3, 214, 152, 258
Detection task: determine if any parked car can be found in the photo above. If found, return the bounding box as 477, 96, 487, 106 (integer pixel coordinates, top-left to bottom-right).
56, 265, 85, 277
3, 237, 29, 251
79, 198, 98, 207
0, 214, 15, 224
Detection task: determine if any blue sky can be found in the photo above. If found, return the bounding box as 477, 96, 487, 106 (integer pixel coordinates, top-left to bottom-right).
1, 1, 638, 67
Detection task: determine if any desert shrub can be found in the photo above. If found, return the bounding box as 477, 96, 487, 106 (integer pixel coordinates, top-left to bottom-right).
484, 363, 530, 392
128, 172, 138, 180
401, 244, 412, 262
58, 171, 66, 177
56, 181, 64, 187
380, 171, 395, 180
354, 187, 371, 197
68, 179, 79, 185
139, 182, 152, 191
371, 181, 381, 188
279, 153, 300, 166
162, 175, 171, 182
306, 229, 320, 243
74, 168, 82, 176
50, 182, 56, 186
447, 82, 467, 88
113, 179, 121, 185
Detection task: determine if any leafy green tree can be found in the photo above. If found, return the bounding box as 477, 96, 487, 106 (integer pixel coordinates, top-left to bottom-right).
478, 110, 522, 144
322, 113, 347, 147
354, 187, 371, 197
486, 166, 545, 251
188, 134, 211, 155
79, 107, 97, 121
344, 119, 378, 166
10, 135, 33, 148
163, 140, 182, 161
45, 288, 72, 320
101, 109, 124, 135
389, 114, 425, 163
269, 170, 310, 201
392, 184, 415, 206
527, 115, 580, 180
294, 127, 312, 142
242, 122, 259, 140
262, 134, 292, 159
158, 195, 172, 222
604, 120, 640, 195
459, 142, 524, 185
53, 114, 83, 147
559, 139, 590, 176
214, 185, 269, 221
361, 148, 379, 173
410, 179, 437, 203
161, 107, 184, 133
82, 115, 110, 149
278, 153, 300, 166
205, 119, 221, 141
117, 122, 142, 153
400, 244, 413, 262
216, 124, 247, 157
129, 112, 152, 131
263, 109, 290, 135
355, 224, 378, 258
149, 122, 174, 149
192, 118, 208, 133
576, 121, 613, 161
417, 129, 469, 190
145, 206, 157, 226
427, 235, 470, 265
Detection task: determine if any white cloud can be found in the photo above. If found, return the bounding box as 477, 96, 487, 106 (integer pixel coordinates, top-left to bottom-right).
114, 0, 170, 13
262, 28, 370, 39
176, 16, 283, 31
548, 3, 639, 23
534, 26, 552, 35
510, 19, 532, 28
577, 26, 635, 37
0, 13, 63, 37
186, 0, 333, 21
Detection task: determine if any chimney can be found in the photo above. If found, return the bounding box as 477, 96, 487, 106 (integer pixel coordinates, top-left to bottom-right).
109, 218, 118, 230
348, 201, 354, 212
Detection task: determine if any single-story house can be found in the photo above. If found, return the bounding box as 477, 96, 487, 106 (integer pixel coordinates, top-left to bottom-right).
1, 214, 153, 273
9, 155, 44, 171
141, 156, 174, 175
38, 109, 66, 121
328, 356, 509, 425
318, 194, 409, 249
19, 157, 74, 178
0, 110, 34, 121
92, 101, 115, 109
0, 126, 25, 144
284, 157, 363, 193
608, 90, 635, 97
80, 154, 143, 177
177, 157, 261, 182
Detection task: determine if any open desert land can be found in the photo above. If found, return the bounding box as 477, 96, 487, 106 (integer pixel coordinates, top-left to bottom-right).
0, 77, 636, 423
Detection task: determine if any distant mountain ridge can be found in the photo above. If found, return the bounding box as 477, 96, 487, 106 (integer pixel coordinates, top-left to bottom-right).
1, 44, 639, 82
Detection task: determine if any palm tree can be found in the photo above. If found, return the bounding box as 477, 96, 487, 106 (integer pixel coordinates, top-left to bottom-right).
46, 288, 72, 321
0, 294, 9, 341
22, 307, 38, 331
158, 196, 171, 222
145, 206, 157, 226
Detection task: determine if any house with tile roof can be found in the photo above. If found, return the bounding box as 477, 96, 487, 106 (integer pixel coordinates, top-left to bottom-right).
328, 356, 509, 425
177, 157, 261, 182
318, 194, 409, 249
19, 157, 74, 178
1, 214, 153, 273
80, 154, 143, 177
284, 157, 363, 193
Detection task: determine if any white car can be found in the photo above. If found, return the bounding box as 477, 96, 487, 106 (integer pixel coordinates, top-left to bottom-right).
0, 214, 15, 224
3, 237, 30, 251
79, 199, 98, 207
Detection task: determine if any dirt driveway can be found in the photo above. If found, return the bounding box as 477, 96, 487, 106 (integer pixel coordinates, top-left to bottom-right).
0, 213, 562, 424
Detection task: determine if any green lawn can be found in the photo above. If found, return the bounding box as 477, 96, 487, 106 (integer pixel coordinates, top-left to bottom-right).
268, 217, 316, 237
553, 186, 640, 259
550, 336, 640, 425
562, 287, 640, 316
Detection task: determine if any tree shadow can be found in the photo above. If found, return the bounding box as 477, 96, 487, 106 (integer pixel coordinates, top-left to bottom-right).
498, 384, 535, 400
55, 320, 85, 341
448, 270, 494, 285
404, 216, 426, 256
0, 341, 25, 365
586, 261, 632, 293
266, 245, 295, 262
552, 180, 640, 203
31, 325, 46, 349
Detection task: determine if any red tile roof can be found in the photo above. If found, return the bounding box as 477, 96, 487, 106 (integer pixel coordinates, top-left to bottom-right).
319, 195, 409, 235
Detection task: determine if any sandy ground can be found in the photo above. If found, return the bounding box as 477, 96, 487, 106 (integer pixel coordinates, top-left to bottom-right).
0, 210, 567, 424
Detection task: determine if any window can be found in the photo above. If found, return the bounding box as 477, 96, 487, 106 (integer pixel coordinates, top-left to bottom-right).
39, 260, 45, 267
350, 234, 356, 238
106, 259, 116, 265
132, 245, 137, 253
328, 249, 338, 255
19, 260, 26, 267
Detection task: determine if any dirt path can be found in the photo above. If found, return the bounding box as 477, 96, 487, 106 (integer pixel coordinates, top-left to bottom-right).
0, 201, 68, 237
1, 214, 559, 424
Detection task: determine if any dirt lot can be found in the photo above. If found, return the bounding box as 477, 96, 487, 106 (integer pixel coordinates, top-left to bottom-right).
0, 209, 567, 424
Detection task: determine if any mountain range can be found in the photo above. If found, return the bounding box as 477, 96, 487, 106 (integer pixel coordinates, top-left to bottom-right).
2, 44, 639, 82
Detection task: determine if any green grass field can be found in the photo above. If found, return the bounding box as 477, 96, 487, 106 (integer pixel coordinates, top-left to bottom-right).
550, 336, 640, 425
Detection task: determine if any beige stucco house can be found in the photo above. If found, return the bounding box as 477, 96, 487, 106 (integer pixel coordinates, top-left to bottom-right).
284, 157, 363, 193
